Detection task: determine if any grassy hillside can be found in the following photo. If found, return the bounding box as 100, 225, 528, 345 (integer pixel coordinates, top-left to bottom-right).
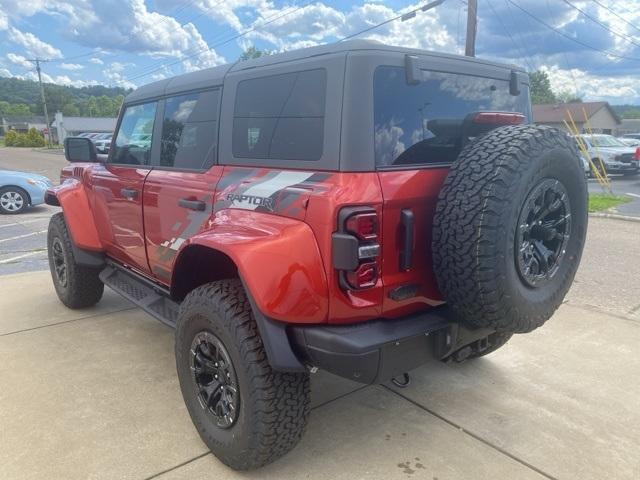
0, 77, 132, 118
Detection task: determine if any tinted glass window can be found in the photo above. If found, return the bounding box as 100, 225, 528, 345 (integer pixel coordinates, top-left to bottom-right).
233, 69, 326, 161
374, 66, 531, 167
111, 102, 157, 166
160, 89, 220, 170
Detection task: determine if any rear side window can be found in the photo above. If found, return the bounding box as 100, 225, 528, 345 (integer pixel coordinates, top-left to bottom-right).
374, 66, 531, 167
111, 102, 157, 166
232, 69, 326, 161
160, 89, 220, 170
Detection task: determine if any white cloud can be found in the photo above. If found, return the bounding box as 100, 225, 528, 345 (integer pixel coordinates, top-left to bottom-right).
0, 67, 12, 77
7, 26, 62, 58
7, 52, 32, 69
60, 63, 83, 71
89, 57, 103, 65
103, 62, 137, 89
542, 64, 639, 105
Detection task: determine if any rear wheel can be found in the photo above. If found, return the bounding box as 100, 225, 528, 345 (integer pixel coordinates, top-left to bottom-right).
0, 186, 29, 214
433, 125, 588, 333
47, 213, 104, 308
175, 279, 310, 470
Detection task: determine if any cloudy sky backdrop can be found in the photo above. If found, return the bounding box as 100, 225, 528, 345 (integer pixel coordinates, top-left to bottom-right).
0, 0, 638, 104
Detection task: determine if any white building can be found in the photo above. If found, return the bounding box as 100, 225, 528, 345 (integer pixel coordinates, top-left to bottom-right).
53, 112, 117, 143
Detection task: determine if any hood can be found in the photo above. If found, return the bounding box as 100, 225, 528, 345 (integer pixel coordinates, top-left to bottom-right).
592, 146, 637, 154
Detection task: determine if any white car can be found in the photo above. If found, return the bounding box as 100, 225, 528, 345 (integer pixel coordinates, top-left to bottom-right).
618, 137, 640, 147
576, 134, 639, 176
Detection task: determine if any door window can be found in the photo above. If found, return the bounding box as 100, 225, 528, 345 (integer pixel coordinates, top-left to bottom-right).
111, 102, 157, 166
160, 89, 220, 170
232, 69, 326, 161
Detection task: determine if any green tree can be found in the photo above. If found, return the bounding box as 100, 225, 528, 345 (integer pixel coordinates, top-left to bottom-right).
529, 70, 557, 105
622, 109, 640, 119
0, 101, 32, 116
62, 103, 80, 116
4, 130, 18, 146
26, 127, 45, 147
556, 91, 583, 104
239, 46, 272, 61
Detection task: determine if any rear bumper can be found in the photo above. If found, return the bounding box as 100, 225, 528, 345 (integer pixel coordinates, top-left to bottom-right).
288, 308, 494, 384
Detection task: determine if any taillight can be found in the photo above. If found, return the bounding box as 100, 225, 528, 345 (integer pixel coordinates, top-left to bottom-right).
635, 147, 640, 161
332, 207, 381, 290
346, 262, 378, 289
345, 212, 378, 241
473, 112, 525, 125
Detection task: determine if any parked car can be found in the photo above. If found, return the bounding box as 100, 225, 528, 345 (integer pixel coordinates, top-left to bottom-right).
576, 134, 640, 175
622, 133, 640, 141
618, 137, 640, 147
46, 39, 588, 470
92, 134, 112, 154
0, 170, 52, 214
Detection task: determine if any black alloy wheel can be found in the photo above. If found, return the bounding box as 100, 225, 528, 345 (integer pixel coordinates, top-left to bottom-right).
516, 178, 572, 288
190, 331, 240, 429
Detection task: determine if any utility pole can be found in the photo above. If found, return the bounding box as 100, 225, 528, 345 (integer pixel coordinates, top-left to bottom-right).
465, 0, 478, 57
29, 59, 52, 148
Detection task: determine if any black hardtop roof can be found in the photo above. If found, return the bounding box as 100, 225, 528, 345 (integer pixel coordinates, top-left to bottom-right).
125, 39, 524, 104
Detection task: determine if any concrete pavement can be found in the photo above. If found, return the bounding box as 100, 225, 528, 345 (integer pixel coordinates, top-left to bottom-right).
1, 216, 640, 480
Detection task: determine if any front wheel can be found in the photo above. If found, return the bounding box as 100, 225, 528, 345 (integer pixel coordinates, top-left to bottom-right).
47, 213, 104, 308
0, 186, 29, 214
175, 279, 310, 470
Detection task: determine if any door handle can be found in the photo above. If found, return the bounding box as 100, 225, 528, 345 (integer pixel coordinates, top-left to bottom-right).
178, 198, 206, 211
400, 209, 414, 271
121, 188, 138, 200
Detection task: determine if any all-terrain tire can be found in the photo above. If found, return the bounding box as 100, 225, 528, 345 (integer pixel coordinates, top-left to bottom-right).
47, 212, 104, 308
433, 125, 587, 333
175, 279, 310, 471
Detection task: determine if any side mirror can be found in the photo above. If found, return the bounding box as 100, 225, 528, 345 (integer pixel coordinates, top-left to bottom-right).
64, 137, 99, 163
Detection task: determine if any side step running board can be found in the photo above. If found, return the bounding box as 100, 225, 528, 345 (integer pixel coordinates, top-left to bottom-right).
100, 264, 180, 328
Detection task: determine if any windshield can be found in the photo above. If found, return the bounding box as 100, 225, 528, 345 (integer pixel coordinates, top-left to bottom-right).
588, 135, 626, 147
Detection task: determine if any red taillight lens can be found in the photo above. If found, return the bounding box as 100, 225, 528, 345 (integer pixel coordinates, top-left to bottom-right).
346, 262, 378, 289
473, 112, 525, 125
635, 147, 640, 161
345, 212, 378, 241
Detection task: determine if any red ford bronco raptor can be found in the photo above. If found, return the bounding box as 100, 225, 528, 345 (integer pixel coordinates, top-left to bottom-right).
46, 40, 587, 470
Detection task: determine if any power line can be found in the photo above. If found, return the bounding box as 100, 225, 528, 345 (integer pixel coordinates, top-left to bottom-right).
505, 0, 640, 62
545, 0, 579, 98
112, 0, 232, 82
340, 0, 446, 41
560, 0, 640, 49
503, 0, 538, 70
485, 0, 534, 71
591, 0, 640, 36
123, 1, 318, 83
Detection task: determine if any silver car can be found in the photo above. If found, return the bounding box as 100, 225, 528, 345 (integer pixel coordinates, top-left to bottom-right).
576, 134, 639, 176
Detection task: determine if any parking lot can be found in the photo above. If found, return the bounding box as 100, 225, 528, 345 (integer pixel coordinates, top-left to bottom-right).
1, 147, 640, 479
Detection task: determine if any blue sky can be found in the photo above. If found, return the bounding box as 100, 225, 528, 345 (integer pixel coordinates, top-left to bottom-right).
0, 0, 638, 104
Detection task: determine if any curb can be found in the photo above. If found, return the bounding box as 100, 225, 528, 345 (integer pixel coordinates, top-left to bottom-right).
589, 212, 640, 223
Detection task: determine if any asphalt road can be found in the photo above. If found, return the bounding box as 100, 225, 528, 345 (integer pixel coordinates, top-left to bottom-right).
587, 174, 640, 216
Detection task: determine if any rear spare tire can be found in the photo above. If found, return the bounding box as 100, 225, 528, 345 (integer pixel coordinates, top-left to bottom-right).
433, 125, 587, 333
